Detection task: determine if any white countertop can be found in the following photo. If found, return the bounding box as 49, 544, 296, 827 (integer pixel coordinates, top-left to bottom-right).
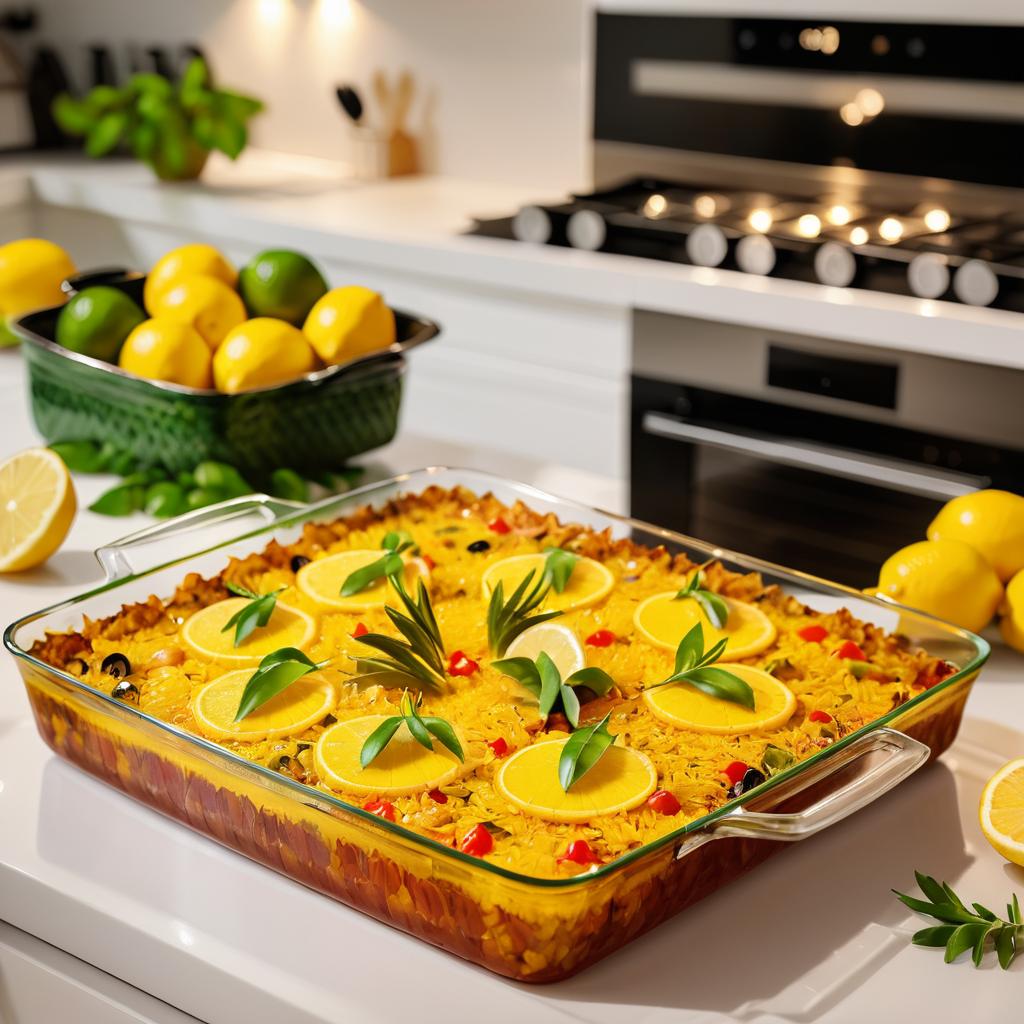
0, 343, 1023, 1021
8, 150, 1024, 371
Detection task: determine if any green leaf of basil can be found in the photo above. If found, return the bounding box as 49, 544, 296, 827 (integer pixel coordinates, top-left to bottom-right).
421, 717, 464, 761
674, 622, 705, 675
340, 553, 393, 596
542, 547, 579, 594
560, 683, 581, 728
566, 666, 616, 697
681, 667, 756, 710
491, 656, 542, 698
233, 648, 319, 722
558, 712, 615, 792
536, 651, 562, 718
359, 716, 403, 767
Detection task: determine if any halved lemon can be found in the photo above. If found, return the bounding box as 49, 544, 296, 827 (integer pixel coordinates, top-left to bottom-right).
0, 448, 76, 572
495, 737, 656, 823
482, 553, 614, 612
181, 597, 316, 665
643, 664, 796, 735
296, 550, 430, 612
979, 757, 1024, 867
634, 592, 776, 660
504, 622, 585, 678
192, 669, 335, 742
315, 715, 464, 796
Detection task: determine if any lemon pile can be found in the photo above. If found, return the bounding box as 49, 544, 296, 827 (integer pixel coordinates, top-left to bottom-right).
876, 489, 1024, 643
0, 238, 76, 346
44, 240, 396, 393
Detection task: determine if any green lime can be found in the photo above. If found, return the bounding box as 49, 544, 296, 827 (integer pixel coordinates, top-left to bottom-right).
55, 286, 145, 362
238, 249, 327, 325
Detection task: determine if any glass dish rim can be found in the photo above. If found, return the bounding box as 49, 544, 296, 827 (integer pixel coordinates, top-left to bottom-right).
3, 466, 991, 890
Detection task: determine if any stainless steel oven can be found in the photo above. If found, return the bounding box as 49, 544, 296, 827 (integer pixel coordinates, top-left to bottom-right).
630, 312, 1024, 587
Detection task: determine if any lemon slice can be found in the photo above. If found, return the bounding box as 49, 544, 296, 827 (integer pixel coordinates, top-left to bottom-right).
643, 664, 796, 735
980, 757, 1024, 867
496, 737, 656, 823
634, 592, 776, 660
181, 598, 316, 665
504, 622, 585, 678
296, 550, 429, 612
482, 553, 614, 612
315, 715, 464, 796
0, 448, 76, 572
192, 669, 335, 742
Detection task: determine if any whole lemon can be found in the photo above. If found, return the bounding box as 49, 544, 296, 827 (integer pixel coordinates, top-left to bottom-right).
928, 489, 1024, 582
999, 569, 1024, 654
150, 274, 247, 350
0, 238, 76, 345
303, 285, 396, 364
144, 244, 236, 313
238, 249, 328, 325
119, 317, 213, 389
213, 317, 318, 393
877, 538, 1003, 633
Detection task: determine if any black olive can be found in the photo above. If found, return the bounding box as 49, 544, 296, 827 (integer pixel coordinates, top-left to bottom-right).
290, 555, 311, 572
268, 753, 292, 772
101, 653, 131, 679
729, 767, 767, 799
66, 657, 89, 676
111, 679, 139, 703
467, 539, 491, 553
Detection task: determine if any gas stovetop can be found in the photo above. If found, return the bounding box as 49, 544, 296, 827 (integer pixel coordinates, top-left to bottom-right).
468, 178, 1024, 313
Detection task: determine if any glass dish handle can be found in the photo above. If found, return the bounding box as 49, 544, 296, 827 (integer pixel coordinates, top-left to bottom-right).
94, 494, 305, 582
682, 728, 929, 853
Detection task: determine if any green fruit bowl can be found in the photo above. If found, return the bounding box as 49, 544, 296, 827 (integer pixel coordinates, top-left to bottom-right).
14, 269, 440, 476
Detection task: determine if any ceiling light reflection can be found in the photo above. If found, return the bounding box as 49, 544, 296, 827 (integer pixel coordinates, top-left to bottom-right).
879, 217, 904, 242
827, 204, 852, 226
644, 193, 668, 218
850, 226, 869, 245
840, 102, 864, 127
797, 214, 822, 238
748, 208, 773, 233
924, 208, 952, 233
693, 194, 717, 218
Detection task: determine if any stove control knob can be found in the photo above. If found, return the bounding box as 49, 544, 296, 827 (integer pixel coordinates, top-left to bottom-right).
566, 209, 607, 251
512, 206, 553, 245
953, 259, 999, 307
907, 253, 950, 299
686, 223, 728, 267
735, 234, 776, 276
814, 242, 856, 287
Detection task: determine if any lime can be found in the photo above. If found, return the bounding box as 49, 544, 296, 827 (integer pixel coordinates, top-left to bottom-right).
238, 250, 328, 325
56, 287, 146, 362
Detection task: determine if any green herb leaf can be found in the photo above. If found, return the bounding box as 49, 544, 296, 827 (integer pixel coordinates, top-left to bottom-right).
645, 623, 754, 709
565, 667, 616, 697
674, 571, 729, 629
486, 571, 561, 656
359, 716, 403, 767
496, 653, 617, 728
996, 925, 1016, 970
912, 925, 957, 947
761, 744, 798, 778
234, 647, 319, 721
89, 481, 145, 516
560, 683, 581, 728
358, 692, 463, 767
684, 667, 757, 709
491, 657, 541, 697
85, 110, 128, 157
50, 440, 105, 473
945, 923, 989, 964
221, 585, 285, 647
421, 717, 465, 761
536, 652, 562, 718
340, 532, 414, 596
542, 547, 579, 594
559, 713, 615, 792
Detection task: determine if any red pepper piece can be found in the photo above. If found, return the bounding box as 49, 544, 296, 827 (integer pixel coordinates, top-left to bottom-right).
428, 788, 448, 804
488, 517, 511, 535
585, 629, 616, 647
835, 640, 867, 661
422, 553, 436, 570
352, 622, 369, 638
362, 799, 396, 822
723, 761, 748, 785
487, 737, 509, 758
459, 824, 493, 857
797, 624, 828, 643
647, 789, 681, 815
913, 661, 956, 690
808, 709, 833, 723
557, 839, 602, 865
447, 650, 479, 677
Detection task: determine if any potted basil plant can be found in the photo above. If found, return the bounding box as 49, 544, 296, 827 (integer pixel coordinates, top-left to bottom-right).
51, 58, 263, 182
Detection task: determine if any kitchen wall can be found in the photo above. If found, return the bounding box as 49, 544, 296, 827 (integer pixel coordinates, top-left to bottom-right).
17, 0, 592, 192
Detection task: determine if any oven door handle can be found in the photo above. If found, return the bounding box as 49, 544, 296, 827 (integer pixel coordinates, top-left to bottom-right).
641, 412, 987, 500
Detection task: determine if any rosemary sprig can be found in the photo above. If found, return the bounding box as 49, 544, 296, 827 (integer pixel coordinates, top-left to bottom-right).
360, 691, 464, 767
340, 530, 416, 597
674, 569, 729, 629
559, 712, 615, 791
644, 623, 755, 709
352, 575, 446, 690
492, 651, 615, 728
221, 581, 286, 647
234, 647, 326, 721
894, 871, 1022, 969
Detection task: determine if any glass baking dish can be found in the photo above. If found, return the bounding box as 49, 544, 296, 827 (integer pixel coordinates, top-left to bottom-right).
4, 468, 989, 982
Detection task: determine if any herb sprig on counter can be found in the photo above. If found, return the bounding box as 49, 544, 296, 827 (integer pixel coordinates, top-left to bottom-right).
351, 575, 446, 690
644, 623, 755, 709
894, 872, 1022, 969
559, 712, 615, 791
492, 651, 615, 728
360, 691, 464, 768
340, 530, 416, 596
221, 582, 286, 647
674, 569, 729, 629
234, 647, 325, 722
